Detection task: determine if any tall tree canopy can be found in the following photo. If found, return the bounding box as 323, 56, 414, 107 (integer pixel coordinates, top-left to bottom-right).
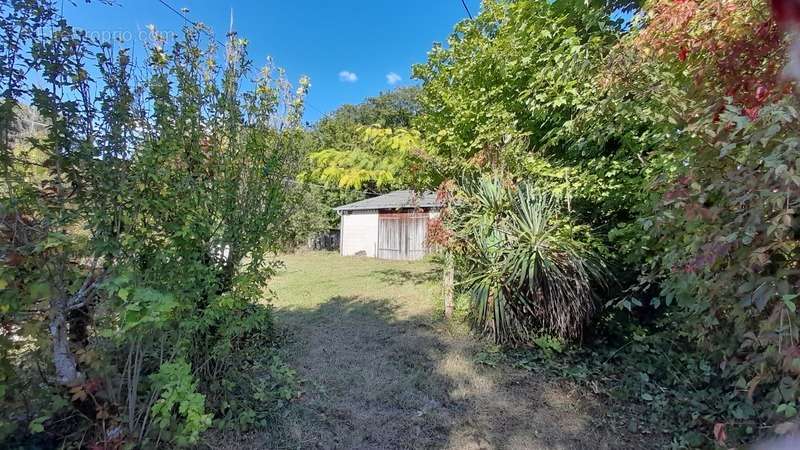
412, 0, 629, 220
302, 87, 425, 193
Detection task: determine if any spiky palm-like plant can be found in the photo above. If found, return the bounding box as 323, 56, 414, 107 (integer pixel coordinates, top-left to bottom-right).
450, 178, 608, 344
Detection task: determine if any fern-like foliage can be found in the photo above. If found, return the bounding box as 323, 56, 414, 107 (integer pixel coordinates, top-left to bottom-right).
305, 126, 421, 189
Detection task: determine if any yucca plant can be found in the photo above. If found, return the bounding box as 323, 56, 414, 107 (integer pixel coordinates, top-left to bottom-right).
449, 178, 608, 344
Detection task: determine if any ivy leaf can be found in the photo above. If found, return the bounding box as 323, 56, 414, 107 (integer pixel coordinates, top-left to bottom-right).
776, 403, 797, 418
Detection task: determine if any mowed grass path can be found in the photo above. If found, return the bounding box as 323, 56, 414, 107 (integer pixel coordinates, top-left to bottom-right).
225, 251, 648, 449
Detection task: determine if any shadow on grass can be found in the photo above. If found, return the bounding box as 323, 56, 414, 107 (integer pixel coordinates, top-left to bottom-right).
373, 268, 440, 286
213, 295, 645, 450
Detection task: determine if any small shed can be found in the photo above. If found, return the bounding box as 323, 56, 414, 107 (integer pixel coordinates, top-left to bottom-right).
335, 190, 442, 261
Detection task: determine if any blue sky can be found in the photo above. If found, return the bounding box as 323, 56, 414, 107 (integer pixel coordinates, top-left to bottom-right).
62, 0, 482, 124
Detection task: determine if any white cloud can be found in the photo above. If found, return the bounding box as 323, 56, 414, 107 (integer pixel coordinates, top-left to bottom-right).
386, 72, 402, 85
338, 70, 358, 83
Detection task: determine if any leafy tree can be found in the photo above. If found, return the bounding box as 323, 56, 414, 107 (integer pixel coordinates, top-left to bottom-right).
316, 86, 421, 132
412, 0, 640, 308
1, 1, 307, 446
292, 87, 426, 236
307, 88, 424, 190
610, 0, 798, 443
412, 0, 619, 177
305, 126, 424, 190
279, 183, 348, 249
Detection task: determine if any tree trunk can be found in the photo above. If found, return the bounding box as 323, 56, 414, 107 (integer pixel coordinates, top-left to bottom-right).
443, 252, 455, 320
50, 299, 82, 386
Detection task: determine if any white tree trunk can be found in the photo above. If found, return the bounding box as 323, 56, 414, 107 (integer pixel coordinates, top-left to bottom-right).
49, 300, 81, 386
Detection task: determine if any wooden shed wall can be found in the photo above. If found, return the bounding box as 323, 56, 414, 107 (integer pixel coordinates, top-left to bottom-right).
340, 208, 440, 260
376, 210, 433, 261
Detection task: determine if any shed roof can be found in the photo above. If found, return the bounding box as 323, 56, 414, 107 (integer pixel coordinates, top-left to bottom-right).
335, 190, 441, 212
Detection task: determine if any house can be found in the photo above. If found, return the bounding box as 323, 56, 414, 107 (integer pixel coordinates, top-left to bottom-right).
335, 190, 443, 261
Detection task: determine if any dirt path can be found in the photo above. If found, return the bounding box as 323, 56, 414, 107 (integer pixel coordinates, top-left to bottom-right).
221, 252, 646, 450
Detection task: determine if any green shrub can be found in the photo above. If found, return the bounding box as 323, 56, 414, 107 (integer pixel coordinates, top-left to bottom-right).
645, 98, 800, 444
149, 360, 213, 447
1, 1, 308, 447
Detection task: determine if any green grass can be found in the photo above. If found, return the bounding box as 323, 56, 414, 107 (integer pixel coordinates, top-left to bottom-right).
270, 250, 440, 316
209, 251, 654, 449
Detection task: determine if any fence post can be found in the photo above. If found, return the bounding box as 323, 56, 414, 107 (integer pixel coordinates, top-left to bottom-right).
443, 251, 454, 320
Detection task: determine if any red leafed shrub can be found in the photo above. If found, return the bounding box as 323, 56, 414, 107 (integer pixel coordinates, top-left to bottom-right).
650, 97, 800, 444
425, 216, 453, 249
630, 0, 800, 443
425, 180, 457, 248
637, 0, 787, 113
587, 0, 800, 443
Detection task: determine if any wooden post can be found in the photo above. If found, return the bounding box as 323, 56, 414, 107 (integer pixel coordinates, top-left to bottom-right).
443, 251, 454, 320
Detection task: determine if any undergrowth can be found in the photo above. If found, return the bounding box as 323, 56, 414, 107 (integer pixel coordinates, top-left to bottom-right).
474, 329, 749, 449
209, 329, 300, 433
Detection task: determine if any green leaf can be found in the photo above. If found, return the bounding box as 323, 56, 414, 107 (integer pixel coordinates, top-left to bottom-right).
782, 294, 798, 312
29, 282, 51, 299
29, 416, 47, 433
777, 403, 797, 418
